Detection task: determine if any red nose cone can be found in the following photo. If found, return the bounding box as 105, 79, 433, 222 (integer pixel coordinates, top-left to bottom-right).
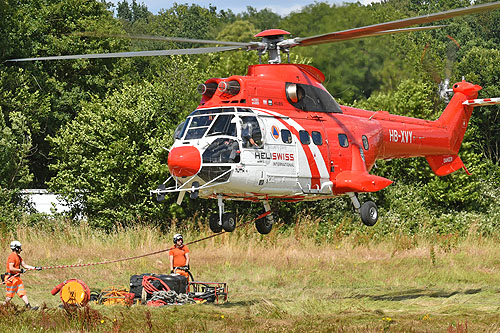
168, 146, 201, 177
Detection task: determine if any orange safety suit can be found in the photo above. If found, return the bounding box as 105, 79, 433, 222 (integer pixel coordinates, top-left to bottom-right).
5, 252, 26, 298
169, 245, 190, 282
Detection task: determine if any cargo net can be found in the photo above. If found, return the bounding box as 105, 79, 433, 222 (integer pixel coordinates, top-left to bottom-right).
188, 282, 228, 304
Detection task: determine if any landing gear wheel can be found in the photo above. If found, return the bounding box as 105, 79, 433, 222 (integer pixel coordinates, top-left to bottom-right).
222, 212, 236, 232
255, 214, 273, 234
209, 214, 222, 233
360, 201, 378, 226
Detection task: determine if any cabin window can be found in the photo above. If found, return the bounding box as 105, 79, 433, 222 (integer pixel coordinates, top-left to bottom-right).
299, 130, 310, 145
311, 131, 323, 145
241, 116, 263, 148
362, 135, 369, 150
338, 134, 349, 148
281, 129, 292, 144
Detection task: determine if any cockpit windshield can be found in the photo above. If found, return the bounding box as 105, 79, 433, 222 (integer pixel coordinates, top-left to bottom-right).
177, 107, 260, 142
181, 108, 239, 140
184, 115, 215, 140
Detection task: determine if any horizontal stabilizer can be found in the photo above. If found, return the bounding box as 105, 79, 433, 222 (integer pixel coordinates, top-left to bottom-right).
462, 97, 500, 106
335, 171, 393, 193
426, 154, 470, 176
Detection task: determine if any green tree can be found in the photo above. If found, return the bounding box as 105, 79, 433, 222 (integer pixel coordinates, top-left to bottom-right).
237, 6, 282, 31
117, 0, 150, 23
0, 106, 33, 225
47, 57, 210, 227
455, 46, 500, 163
1, 0, 129, 186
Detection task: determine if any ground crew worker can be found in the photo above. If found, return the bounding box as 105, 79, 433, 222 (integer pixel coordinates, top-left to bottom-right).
4, 240, 41, 309
169, 234, 190, 282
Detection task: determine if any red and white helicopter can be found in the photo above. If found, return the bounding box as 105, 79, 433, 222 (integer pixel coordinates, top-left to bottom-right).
8, 2, 500, 234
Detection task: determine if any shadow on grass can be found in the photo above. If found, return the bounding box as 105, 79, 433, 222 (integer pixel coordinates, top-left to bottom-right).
348, 288, 482, 301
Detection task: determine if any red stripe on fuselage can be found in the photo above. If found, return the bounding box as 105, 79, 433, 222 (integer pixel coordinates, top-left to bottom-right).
257, 109, 322, 189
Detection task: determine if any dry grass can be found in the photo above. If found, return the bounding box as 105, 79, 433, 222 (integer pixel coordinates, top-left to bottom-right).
0, 220, 500, 331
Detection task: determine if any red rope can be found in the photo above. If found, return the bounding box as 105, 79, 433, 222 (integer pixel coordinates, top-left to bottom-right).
142, 276, 170, 294
147, 299, 167, 307
28, 210, 272, 272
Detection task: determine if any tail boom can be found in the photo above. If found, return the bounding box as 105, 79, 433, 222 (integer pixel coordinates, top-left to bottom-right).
378, 81, 482, 160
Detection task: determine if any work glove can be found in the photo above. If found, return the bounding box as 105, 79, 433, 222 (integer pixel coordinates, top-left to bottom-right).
35, 267, 42, 271
19, 268, 25, 274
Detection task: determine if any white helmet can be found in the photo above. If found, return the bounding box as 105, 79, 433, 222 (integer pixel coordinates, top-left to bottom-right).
173, 234, 183, 243
10, 240, 22, 251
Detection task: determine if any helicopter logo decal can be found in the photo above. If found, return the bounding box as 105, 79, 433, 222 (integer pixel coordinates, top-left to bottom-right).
271, 125, 280, 140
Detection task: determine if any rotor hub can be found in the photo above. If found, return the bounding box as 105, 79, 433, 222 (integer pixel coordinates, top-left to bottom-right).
254, 29, 294, 64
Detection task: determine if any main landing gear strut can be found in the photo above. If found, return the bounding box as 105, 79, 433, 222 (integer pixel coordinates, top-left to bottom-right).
348, 192, 378, 226
208, 196, 275, 234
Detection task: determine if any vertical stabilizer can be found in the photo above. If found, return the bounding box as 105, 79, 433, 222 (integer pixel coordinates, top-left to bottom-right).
435, 80, 482, 154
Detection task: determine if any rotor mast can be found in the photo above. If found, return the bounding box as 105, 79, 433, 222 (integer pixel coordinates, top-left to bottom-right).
254, 29, 294, 64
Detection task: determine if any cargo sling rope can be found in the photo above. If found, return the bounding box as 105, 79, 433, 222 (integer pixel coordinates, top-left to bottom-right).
20, 210, 273, 273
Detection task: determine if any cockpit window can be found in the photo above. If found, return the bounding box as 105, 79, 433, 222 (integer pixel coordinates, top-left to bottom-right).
207, 114, 237, 137
174, 121, 187, 140
241, 116, 263, 148
184, 115, 215, 140
285, 82, 342, 113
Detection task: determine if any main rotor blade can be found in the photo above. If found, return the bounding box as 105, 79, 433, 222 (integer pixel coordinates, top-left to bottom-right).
326, 25, 448, 42
5, 45, 243, 62
74, 32, 251, 47
296, 1, 500, 46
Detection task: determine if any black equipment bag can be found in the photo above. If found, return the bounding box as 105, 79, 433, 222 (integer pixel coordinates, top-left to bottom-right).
129, 273, 188, 299
153, 274, 188, 294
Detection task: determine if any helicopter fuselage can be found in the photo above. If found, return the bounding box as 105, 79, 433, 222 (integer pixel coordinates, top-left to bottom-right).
163, 63, 480, 204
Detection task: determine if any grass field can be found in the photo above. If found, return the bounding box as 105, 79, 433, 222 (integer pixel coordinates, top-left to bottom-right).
1, 219, 500, 332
